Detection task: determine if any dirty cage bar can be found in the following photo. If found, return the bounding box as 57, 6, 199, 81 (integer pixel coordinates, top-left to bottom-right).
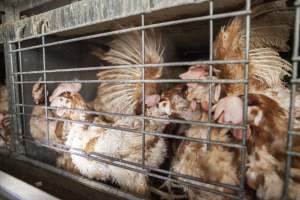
0, 0, 295, 199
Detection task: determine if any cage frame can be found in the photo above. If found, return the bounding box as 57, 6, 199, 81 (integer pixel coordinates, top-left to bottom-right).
1, 0, 296, 199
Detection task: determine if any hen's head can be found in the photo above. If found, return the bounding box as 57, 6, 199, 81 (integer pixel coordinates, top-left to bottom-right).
179, 64, 222, 112
213, 94, 287, 142
213, 17, 243, 60
49, 82, 82, 102
158, 89, 202, 121
50, 83, 87, 121
50, 93, 88, 121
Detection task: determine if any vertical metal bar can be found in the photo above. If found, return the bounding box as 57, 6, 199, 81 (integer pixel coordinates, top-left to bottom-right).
239, 0, 251, 198
2, 5, 25, 153
8, 44, 19, 153
283, 3, 300, 199
41, 36, 50, 145
207, 0, 214, 149
141, 14, 146, 166
17, 42, 26, 141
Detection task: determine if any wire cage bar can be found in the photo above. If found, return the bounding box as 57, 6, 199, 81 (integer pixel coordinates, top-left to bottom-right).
284, 0, 300, 199
0, 0, 297, 199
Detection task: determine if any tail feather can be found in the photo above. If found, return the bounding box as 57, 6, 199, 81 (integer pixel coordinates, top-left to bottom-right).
251, 0, 289, 18
90, 46, 106, 60
247, 0, 294, 51
250, 48, 292, 88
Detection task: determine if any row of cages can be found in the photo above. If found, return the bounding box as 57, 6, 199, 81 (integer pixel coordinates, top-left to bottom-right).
0, 0, 299, 199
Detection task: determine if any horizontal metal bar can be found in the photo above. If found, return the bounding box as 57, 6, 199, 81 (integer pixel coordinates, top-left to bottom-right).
287, 151, 300, 158
288, 131, 300, 136
290, 79, 300, 84
16, 103, 246, 129
20, 138, 242, 196
13, 60, 248, 75
293, 56, 300, 61
9, 10, 250, 48
0, 169, 59, 200
11, 79, 247, 84
16, 110, 244, 149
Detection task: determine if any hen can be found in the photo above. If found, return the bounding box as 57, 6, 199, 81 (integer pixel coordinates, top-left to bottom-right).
179, 64, 222, 112
171, 113, 240, 200
30, 81, 80, 172
177, 1, 295, 199
213, 94, 300, 199
210, 1, 298, 199
91, 30, 165, 122
30, 81, 76, 144
50, 87, 173, 197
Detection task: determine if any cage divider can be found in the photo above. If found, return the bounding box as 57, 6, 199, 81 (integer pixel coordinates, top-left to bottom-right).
8, 43, 24, 154
239, 0, 251, 198
17, 42, 26, 152
207, 0, 214, 151
141, 13, 146, 167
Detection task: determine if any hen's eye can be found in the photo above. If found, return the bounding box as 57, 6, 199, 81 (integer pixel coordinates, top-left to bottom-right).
223, 32, 228, 41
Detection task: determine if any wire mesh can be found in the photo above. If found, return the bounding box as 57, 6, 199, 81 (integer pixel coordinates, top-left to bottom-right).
2, 0, 279, 199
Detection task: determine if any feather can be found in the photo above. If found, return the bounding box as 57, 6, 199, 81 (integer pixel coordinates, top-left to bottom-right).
249, 48, 292, 88
246, 0, 293, 51
92, 30, 166, 121
213, 0, 293, 95
0, 85, 8, 113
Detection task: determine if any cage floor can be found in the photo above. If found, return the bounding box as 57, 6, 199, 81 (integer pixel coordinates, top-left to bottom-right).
0, 155, 127, 200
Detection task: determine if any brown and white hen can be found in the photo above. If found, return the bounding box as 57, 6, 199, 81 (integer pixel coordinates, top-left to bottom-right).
171, 113, 240, 200
213, 94, 300, 200
50, 87, 174, 197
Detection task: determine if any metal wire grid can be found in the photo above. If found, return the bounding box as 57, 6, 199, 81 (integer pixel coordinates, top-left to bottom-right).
284, 0, 300, 199
5, 0, 251, 199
